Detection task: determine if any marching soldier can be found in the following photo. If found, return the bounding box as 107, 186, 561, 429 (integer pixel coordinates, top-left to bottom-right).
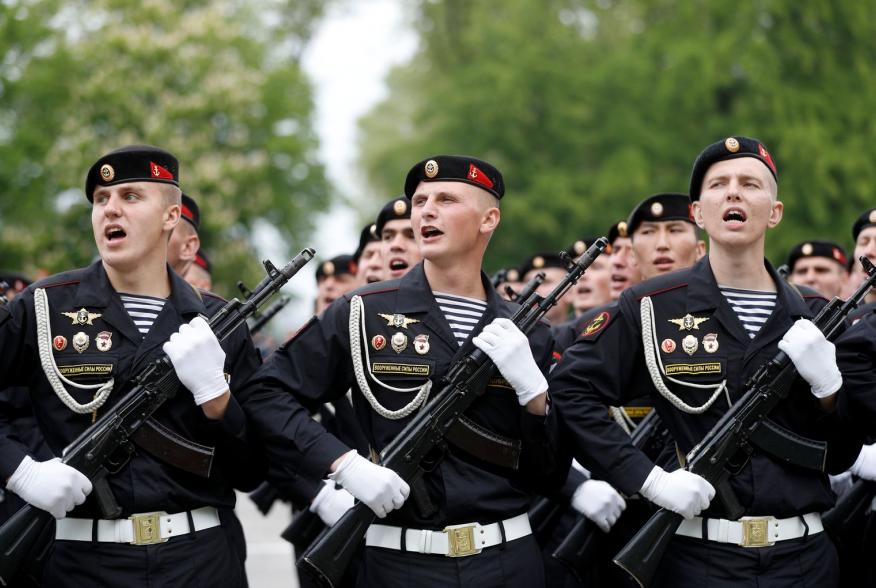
184, 248, 212, 291
785, 240, 848, 299
170, 155, 567, 587
315, 254, 359, 315
167, 192, 201, 278
520, 252, 574, 325
353, 223, 382, 285
846, 208, 876, 316
549, 137, 856, 587
608, 220, 642, 300
0, 145, 265, 586
377, 196, 422, 281
568, 238, 612, 318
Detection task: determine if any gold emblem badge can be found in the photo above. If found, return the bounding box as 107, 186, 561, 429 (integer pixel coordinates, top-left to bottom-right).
63, 308, 102, 326
413, 334, 430, 355
95, 331, 113, 352
506, 269, 519, 282
703, 333, 719, 353
650, 202, 664, 217
582, 311, 610, 337
661, 338, 676, 353
424, 159, 439, 178
369, 223, 378, 238
869, 210, 876, 224
100, 163, 115, 182
72, 331, 89, 353
393, 199, 407, 216
321, 261, 335, 276
801, 243, 814, 256
53, 335, 67, 352
724, 137, 740, 153
668, 314, 710, 331
532, 256, 545, 269
617, 221, 628, 238
378, 313, 421, 329
682, 334, 698, 355
573, 240, 586, 255
371, 335, 386, 351
391, 332, 407, 354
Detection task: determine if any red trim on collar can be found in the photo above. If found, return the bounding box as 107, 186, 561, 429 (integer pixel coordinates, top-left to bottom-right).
43, 279, 81, 289
635, 282, 688, 300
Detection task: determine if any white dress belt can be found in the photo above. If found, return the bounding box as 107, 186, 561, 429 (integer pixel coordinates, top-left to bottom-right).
365, 513, 531, 557
55, 506, 220, 545
676, 512, 823, 547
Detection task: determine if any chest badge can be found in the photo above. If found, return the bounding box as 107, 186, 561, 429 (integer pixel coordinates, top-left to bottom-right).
391, 332, 408, 353
661, 338, 676, 353
702, 333, 719, 353
413, 334, 430, 355
95, 331, 113, 352
53, 335, 68, 352
371, 335, 387, 351
62, 308, 102, 326
669, 313, 710, 331
72, 331, 89, 353
682, 334, 698, 355
379, 313, 420, 330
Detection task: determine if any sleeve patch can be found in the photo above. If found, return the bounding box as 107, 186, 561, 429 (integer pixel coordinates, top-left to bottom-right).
579, 311, 612, 339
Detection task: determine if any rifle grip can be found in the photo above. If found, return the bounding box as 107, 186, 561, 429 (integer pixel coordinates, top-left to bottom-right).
93, 472, 123, 519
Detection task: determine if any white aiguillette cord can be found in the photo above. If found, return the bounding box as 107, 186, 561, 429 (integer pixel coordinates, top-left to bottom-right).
349, 295, 431, 420
34, 288, 114, 414
640, 296, 728, 415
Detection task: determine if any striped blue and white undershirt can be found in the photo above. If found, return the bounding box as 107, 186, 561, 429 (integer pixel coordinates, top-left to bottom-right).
718, 286, 776, 339
120, 294, 166, 336
433, 292, 487, 346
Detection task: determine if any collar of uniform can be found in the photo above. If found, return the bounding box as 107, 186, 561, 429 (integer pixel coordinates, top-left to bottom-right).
685, 256, 814, 319
394, 262, 501, 314
166, 265, 208, 317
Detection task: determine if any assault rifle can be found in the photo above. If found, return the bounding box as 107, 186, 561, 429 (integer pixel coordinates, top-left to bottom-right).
299, 238, 609, 587
552, 410, 666, 581
613, 256, 876, 587
0, 249, 315, 586
505, 271, 545, 303
0, 282, 9, 306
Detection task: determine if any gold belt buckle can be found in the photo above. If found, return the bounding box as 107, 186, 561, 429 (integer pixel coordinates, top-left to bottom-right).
443, 523, 481, 557
129, 511, 168, 546
740, 517, 774, 548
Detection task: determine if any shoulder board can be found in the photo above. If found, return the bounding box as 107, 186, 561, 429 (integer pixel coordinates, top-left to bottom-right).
200, 289, 226, 302
635, 282, 687, 300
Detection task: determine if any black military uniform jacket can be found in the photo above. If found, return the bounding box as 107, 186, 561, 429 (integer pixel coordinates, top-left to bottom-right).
0, 261, 262, 517
549, 256, 856, 518
838, 306, 876, 435
241, 262, 566, 529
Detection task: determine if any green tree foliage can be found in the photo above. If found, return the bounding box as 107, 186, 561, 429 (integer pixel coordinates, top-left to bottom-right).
0, 0, 329, 295
359, 0, 876, 269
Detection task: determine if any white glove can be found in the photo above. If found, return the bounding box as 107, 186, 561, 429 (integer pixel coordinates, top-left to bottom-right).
570, 479, 626, 532
163, 316, 228, 405
638, 466, 714, 519
309, 479, 355, 526
6, 456, 92, 519
851, 444, 876, 481
472, 318, 548, 406
777, 319, 842, 399
328, 451, 409, 518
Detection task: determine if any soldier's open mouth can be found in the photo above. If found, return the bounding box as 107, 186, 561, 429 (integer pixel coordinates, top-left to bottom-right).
105, 226, 127, 241
389, 260, 408, 271
421, 226, 443, 238
723, 208, 747, 223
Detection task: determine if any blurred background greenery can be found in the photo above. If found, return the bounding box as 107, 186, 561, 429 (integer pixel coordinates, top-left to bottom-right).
3, 0, 875, 292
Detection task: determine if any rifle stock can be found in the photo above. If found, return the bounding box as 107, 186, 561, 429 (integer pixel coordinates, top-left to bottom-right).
299, 239, 609, 587
0, 249, 315, 585
613, 257, 876, 587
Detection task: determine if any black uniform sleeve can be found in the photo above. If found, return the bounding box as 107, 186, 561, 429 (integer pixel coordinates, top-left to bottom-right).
236, 303, 354, 491
837, 313, 876, 436
547, 294, 655, 496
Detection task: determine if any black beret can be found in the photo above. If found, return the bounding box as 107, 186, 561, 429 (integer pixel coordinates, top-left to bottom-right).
689, 136, 777, 200
627, 193, 694, 236
353, 223, 380, 262
607, 220, 630, 246
786, 240, 848, 271
566, 237, 601, 258
519, 252, 566, 278
852, 208, 876, 242
85, 144, 179, 202
193, 249, 211, 273
181, 193, 200, 229
375, 197, 411, 236
404, 155, 504, 200
315, 254, 357, 283
0, 270, 32, 290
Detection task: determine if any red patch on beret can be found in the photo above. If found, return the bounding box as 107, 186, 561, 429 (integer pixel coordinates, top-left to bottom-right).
468, 163, 494, 190
150, 161, 174, 180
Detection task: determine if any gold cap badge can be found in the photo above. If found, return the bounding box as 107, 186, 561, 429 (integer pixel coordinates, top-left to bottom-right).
573, 240, 586, 255
869, 210, 876, 224
532, 256, 545, 269
424, 159, 439, 178
322, 261, 335, 276
724, 137, 740, 153
617, 221, 628, 238
506, 269, 519, 282
801, 243, 814, 256
393, 199, 407, 216
650, 202, 664, 217
100, 164, 115, 182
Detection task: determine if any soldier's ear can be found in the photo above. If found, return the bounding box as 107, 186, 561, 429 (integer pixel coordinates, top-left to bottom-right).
163, 202, 181, 232
767, 200, 784, 228
691, 202, 705, 229
480, 206, 500, 235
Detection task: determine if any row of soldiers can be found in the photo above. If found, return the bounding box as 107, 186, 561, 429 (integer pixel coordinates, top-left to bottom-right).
2, 137, 876, 588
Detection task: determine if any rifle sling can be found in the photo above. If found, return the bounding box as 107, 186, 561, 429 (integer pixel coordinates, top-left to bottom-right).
748, 418, 827, 472
445, 416, 521, 470
131, 418, 215, 478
